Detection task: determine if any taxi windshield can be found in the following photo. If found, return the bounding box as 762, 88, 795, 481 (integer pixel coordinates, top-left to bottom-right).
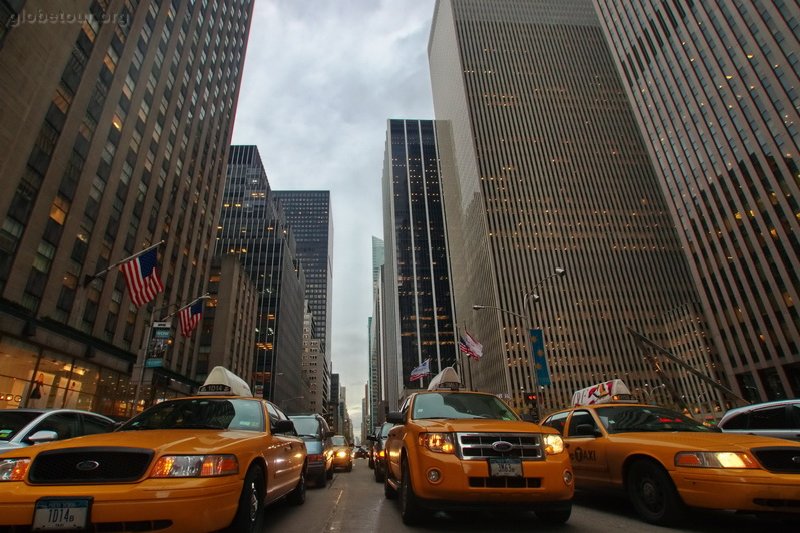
596, 405, 716, 433
412, 393, 519, 421
119, 398, 264, 432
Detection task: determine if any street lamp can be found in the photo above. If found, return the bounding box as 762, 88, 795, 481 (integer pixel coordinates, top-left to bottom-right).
472, 266, 566, 421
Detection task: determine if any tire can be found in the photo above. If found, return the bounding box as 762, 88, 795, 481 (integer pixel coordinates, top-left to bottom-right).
346, 461, 353, 472
316, 469, 327, 488
287, 468, 306, 506
626, 459, 685, 526
384, 467, 397, 500
399, 458, 427, 525
535, 504, 572, 525
326, 466, 333, 480
374, 461, 384, 483
227, 466, 264, 533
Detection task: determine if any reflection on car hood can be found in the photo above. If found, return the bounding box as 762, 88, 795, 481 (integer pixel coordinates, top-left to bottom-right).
610, 431, 800, 450
10, 428, 269, 456
412, 419, 544, 433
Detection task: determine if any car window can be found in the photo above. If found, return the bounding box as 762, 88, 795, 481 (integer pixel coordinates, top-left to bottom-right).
291, 417, 321, 437
595, 405, 716, 433
412, 393, 519, 420
720, 411, 748, 430
0, 411, 40, 441
82, 414, 115, 435
543, 412, 569, 435
791, 405, 800, 427
332, 435, 347, 446
748, 406, 787, 429
32, 412, 80, 440
380, 423, 393, 437
566, 411, 597, 437
120, 399, 264, 431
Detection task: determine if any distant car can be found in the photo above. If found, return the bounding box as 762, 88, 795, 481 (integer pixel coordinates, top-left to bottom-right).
0, 409, 116, 450
0, 367, 306, 533
353, 446, 369, 459
289, 414, 334, 486
367, 421, 394, 483
331, 434, 353, 471
718, 399, 800, 441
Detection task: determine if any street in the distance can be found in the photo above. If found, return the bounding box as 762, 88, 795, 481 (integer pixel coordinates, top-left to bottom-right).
261, 458, 786, 533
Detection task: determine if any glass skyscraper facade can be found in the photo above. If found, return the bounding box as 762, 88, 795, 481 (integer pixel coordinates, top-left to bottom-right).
594, 0, 800, 400
382, 119, 458, 393
0, 0, 252, 416
429, 0, 717, 414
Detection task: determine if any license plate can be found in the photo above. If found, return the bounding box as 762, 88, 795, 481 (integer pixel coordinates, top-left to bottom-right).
489, 457, 522, 477
33, 499, 90, 530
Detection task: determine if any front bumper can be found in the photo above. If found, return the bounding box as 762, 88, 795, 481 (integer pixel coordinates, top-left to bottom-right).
0, 477, 241, 532
408, 451, 574, 507
672, 468, 800, 513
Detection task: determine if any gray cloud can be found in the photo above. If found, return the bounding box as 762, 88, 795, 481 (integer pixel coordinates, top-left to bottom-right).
232, 1, 436, 425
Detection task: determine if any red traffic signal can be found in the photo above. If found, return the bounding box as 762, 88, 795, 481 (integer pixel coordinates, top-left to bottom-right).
525, 392, 538, 402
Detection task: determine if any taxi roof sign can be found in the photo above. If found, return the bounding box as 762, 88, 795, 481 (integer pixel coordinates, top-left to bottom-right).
572, 379, 634, 406
198, 366, 253, 397
427, 367, 462, 391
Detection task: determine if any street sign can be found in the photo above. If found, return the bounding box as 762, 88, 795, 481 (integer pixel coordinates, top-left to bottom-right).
145, 358, 163, 368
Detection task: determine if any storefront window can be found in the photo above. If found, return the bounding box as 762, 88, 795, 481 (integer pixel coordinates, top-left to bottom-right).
0, 337, 39, 409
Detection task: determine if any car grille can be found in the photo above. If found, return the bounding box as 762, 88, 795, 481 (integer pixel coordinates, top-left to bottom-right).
28, 447, 154, 484
751, 447, 800, 474
468, 477, 542, 488
456, 433, 543, 460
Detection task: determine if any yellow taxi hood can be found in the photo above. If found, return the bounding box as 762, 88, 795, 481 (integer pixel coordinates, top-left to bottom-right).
13, 429, 266, 457
612, 431, 800, 451
413, 418, 547, 433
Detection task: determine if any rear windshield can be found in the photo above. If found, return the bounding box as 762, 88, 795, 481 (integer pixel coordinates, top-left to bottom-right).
0, 411, 41, 441
380, 423, 393, 437
291, 417, 321, 437
332, 435, 347, 446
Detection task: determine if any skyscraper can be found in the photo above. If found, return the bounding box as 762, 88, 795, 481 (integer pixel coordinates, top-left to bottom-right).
382, 119, 458, 394
217, 146, 305, 405
368, 236, 385, 427
0, 0, 252, 415
273, 190, 333, 410
429, 0, 716, 413
594, 1, 800, 400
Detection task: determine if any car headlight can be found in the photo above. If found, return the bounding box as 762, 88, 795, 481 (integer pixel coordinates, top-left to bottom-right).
675, 451, 759, 469
419, 433, 455, 454
0, 458, 30, 481
150, 455, 239, 478
543, 434, 565, 455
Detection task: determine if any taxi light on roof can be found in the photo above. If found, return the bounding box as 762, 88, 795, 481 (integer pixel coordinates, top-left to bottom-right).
198, 367, 252, 397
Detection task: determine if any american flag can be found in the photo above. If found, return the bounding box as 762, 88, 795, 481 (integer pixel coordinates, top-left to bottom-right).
179, 300, 204, 337
119, 248, 164, 307
409, 359, 431, 382
458, 330, 483, 360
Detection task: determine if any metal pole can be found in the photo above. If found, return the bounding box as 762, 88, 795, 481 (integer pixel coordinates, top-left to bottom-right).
131, 306, 155, 417
523, 292, 541, 422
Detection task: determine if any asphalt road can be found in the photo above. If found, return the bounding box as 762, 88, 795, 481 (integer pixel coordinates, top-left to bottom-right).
261, 458, 796, 532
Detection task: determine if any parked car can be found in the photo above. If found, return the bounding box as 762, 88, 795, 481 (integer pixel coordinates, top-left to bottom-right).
289, 413, 334, 486
367, 421, 394, 483
718, 399, 800, 441
0, 408, 116, 450
543, 390, 800, 526
331, 434, 353, 471
0, 367, 306, 533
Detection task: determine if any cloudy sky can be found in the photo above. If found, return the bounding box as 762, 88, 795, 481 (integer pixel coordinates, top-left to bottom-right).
231, 0, 437, 425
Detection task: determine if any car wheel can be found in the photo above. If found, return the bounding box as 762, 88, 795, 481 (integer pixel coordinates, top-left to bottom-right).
399, 458, 427, 525
626, 459, 685, 526
374, 461, 384, 483
227, 466, 264, 533
535, 504, 572, 524
384, 467, 397, 500
287, 468, 306, 506
316, 469, 327, 488
326, 466, 333, 480
346, 461, 353, 472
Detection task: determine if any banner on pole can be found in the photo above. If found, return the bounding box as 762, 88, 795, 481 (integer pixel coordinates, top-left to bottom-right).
529, 328, 551, 386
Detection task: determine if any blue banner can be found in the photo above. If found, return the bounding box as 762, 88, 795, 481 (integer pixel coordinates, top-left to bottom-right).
529, 329, 551, 386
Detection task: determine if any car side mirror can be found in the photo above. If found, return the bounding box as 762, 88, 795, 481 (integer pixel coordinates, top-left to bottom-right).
272, 419, 295, 434
386, 411, 404, 424
574, 424, 601, 437
27, 430, 59, 444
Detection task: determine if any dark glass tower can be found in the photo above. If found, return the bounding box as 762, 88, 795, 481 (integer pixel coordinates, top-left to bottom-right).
216, 146, 305, 405
0, 0, 252, 415
382, 119, 458, 392
272, 190, 333, 409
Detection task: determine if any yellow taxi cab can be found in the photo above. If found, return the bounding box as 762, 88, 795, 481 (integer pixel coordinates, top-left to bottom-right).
0, 367, 307, 533
542, 379, 800, 525
382, 368, 574, 526
330, 434, 353, 472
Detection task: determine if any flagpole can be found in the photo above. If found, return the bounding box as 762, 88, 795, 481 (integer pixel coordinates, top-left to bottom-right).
83, 240, 164, 286
161, 293, 211, 320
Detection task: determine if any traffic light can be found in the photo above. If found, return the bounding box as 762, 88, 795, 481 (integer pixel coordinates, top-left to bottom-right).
524, 392, 538, 405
